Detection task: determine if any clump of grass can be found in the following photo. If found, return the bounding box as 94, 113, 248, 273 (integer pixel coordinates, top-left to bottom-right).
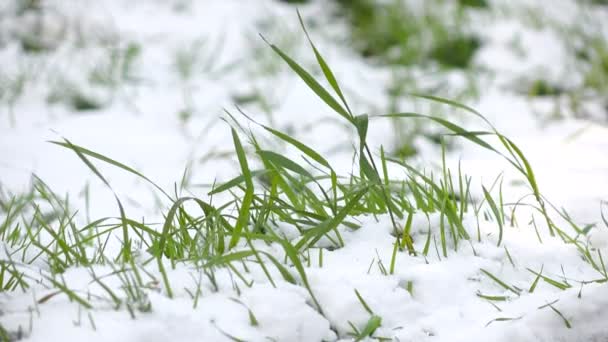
334, 0, 482, 69
458, 0, 489, 8
14, 4, 67, 53
46, 83, 105, 112
561, 14, 608, 122
15, 0, 42, 14
559, 7, 608, 104
429, 35, 481, 69
88, 41, 142, 88
581, 40, 608, 96
279, 0, 309, 4
526, 79, 565, 97
70, 93, 104, 111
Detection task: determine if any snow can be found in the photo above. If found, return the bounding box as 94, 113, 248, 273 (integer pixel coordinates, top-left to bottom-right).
1, 0, 608, 341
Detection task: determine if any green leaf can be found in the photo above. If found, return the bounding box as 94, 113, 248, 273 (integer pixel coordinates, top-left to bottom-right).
203, 250, 257, 268
262, 36, 352, 122
297, 10, 352, 116
208, 170, 268, 195
50, 139, 135, 263
259, 251, 297, 284
262, 125, 332, 169
485, 316, 523, 327
229, 129, 254, 249
44, 275, 92, 309
258, 150, 313, 179
381, 113, 496, 152
480, 268, 520, 295
482, 186, 504, 246
526, 268, 571, 290
356, 315, 382, 341
354, 114, 369, 147
232, 129, 253, 190
528, 265, 544, 293
407, 93, 492, 128
50, 139, 170, 199
354, 289, 374, 314
360, 154, 380, 184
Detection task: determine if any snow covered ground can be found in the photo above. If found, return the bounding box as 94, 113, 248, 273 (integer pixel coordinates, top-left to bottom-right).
1, 0, 608, 341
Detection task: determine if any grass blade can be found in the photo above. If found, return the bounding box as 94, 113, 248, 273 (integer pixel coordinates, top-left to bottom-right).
261, 36, 351, 122
229, 129, 254, 249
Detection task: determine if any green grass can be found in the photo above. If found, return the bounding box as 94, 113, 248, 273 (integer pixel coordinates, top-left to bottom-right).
334, 0, 482, 69
580, 38, 608, 96
458, 0, 489, 8
11, 3, 65, 54
1, 10, 606, 339
526, 79, 566, 97
558, 9, 608, 118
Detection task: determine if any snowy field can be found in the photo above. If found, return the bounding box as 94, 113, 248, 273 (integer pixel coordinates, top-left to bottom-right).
1, 0, 608, 341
